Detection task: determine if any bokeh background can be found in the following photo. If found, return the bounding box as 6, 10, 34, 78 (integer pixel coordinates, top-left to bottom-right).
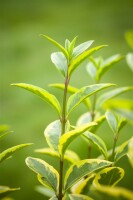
0, 0, 133, 199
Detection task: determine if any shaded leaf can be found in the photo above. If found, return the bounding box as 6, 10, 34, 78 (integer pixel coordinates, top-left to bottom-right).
11, 83, 61, 116
67, 83, 114, 116
0, 186, 20, 198
35, 185, 54, 197
51, 52, 68, 77
126, 53, 133, 71
25, 157, 59, 191
59, 122, 97, 156
64, 159, 112, 191
114, 140, 129, 163
0, 143, 32, 163
117, 118, 127, 133
105, 111, 118, 134
69, 194, 93, 200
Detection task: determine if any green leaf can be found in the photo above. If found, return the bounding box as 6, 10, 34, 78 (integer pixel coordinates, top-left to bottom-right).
0, 125, 10, 134
49, 196, 58, 200
86, 61, 97, 80
11, 83, 61, 116
51, 52, 68, 77
35, 148, 59, 158
126, 53, 133, 71
125, 30, 133, 49
68, 36, 78, 57
41, 34, 69, 59
0, 143, 32, 163
83, 132, 108, 159
93, 167, 124, 187
0, 186, 20, 198
114, 140, 129, 163
68, 45, 106, 76
67, 83, 114, 116
25, 157, 59, 192
0, 131, 12, 140
64, 159, 112, 191
96, 54, 124, 81
59, 122, 97, 156
44, 120, 70, 151
72, 40, 94, 58
105, 111, 118, 134
127, 137, 133, 167
117, 118, 127, 133
97, 86, 133, 108
69, 194, 93, 200
35, 185, 54, 197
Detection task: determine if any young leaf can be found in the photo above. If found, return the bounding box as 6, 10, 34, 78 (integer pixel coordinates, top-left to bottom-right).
93, 167, 124, 187
72, 40, 94, 58
64, 159, 112, 191
59, 122, 97, 156
105, 111, 118, 134
44, 120, 70, 151
127, 137, 133, 167
35, 185, 55, 197
68, 36, 78, 57
126, 53, 133, 71
51, 52, 68, 77
49, 195, 58, 200
25, 157, 59, 192
69, 194, 93, 200
0, 143, 32, 163
114, 140, 129, 163
68, 45, 107, 76
11, 83, 61, 116
41, 34, 69, 59
97, 86, 133, 108
67, 83, 114, 116
83, 132, 108, 159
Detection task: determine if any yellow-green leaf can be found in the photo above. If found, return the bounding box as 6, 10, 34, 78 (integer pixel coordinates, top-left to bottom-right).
105, 110, 118, 134
11, 83, 61, 116
69, 194, 93, 200
0, 186, 20, 198
127, 137, 133, 167
126, 53, 133, 71
59, 122, 97, 156
25, 157, 59, 192
64, 159, 112, 191
125, 30, 133, 49
0, 143, 32, 163
114, 140, 129, 163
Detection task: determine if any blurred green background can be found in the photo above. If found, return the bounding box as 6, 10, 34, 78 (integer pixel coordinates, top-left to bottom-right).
0, 0, 133, 199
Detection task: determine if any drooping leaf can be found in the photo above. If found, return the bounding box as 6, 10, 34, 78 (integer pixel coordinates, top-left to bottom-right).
105, 110, 118, 134
67, 83, 114, 116
44, 120, 70, 151
68, 45, 106, 76
114, 140, 129, 163
93, 167, 124, 187
72, 40, 94, 58
51, 52, 68, 77
96, 54, 124, 81
0, 186, 20, 198
127, 137, 133, 167
59, 122, 97, 156
35, 185, 55, 197
41, 34, 69, 59
126, 53, 133, 71
69, 194, 93, 200
0, 143, 32, 163
64, 159, 112, 191
97, 86, 133, 108
83, 132, 108, 159
125, 30, 133, 49
11, 83, 61, 116
25, 157, 59, 192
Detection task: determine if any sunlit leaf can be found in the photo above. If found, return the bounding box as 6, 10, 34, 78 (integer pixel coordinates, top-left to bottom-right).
41, 34, 69, 59
69, 194, 93, 200
67, 83, 114, 116
0, 143, 32, 163
68, 45, 106, 76
51, 52, 68, 77
105, 110, 118, 134
126, 53, 133, 71
11, 83, 61, 116
59, 122, 97, 156
114, 140, 129, 163
35, 185, 54, 197
127, 137, 133, 167
64, 159, 112, 191
25, 157, 59, 191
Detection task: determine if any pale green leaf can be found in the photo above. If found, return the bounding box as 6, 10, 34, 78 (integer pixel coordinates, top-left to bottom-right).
35, 148, 59, 158
0, 143, 32, 163
126, 53, 133, 71
97, 54, 124, 81
41, 34, 69, 59
67, 83, 114, 116
93, 167, 124, 188
72, 40, 94, 58
64, 159, 112, 191
0, 186, 20, 198
65, 39, 71, 50
69, 194, 93, 200
127, 137, 133, 167
35, 185, 54, 197
51, 52, 68, 77
105, 111, 118, 134
86, 61, 97, 80
59, 122, 97, 156
97, 86, 133, 108
11, 83, 61, 116
125, 30, 133, 49
68, 45, 106, 76
49, 195, 58, 200
25, 157, 59, 191
44, 120, 70, 151
83, 132, 108, 159
114, 140, 129, 163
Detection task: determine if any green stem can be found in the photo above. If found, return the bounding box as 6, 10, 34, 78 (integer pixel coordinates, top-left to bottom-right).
111, 133, 118, 161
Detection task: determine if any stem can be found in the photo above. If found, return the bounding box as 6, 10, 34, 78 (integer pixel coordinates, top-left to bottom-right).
111, 133, 118, 161
58, 72, 70, 200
